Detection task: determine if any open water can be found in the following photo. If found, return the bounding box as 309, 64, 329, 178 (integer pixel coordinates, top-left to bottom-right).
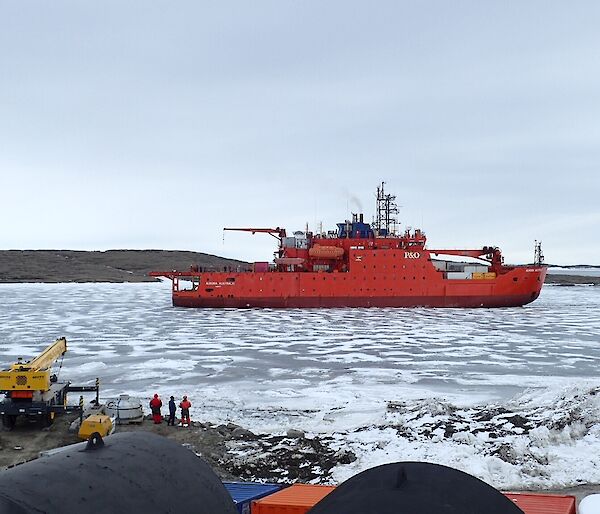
1, 282, 599, 489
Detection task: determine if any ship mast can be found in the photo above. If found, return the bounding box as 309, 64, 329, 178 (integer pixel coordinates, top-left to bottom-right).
373, 181, 399, 236
534, 240, 544, 265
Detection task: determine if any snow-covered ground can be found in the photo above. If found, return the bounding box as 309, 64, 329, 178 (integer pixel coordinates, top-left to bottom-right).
1, 282, 599, 489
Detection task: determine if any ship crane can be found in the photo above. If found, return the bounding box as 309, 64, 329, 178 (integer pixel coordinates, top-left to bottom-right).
0, 337, 99, 430
223, 227, 287, 241
429, 247, 503, 265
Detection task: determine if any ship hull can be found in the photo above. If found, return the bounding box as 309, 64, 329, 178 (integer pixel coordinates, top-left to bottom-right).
170, 264, 546, 309
173, 292, 541, 309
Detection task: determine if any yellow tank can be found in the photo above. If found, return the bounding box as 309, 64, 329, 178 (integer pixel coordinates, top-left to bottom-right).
78, 414, 113, 440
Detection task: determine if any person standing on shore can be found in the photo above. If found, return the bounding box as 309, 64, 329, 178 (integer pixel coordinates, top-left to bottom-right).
168, 396, 177, 426
179, 395, 191, 427
149, 393, 163, 424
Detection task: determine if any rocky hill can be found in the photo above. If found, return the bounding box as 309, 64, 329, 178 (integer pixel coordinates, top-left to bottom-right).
0, 250, 249, 283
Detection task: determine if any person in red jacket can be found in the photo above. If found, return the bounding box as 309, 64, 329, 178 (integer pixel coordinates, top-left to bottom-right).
149, 393, 163, 424
179, 395, 191, 426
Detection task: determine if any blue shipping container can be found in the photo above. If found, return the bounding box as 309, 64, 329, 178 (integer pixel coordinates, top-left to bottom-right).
224, 482, 283, 514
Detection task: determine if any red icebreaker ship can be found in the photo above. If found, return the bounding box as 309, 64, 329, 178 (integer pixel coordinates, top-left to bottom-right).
150, 183, 547, 308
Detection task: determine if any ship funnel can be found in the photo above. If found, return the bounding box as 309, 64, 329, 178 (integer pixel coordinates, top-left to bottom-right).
359, 213, 364, 223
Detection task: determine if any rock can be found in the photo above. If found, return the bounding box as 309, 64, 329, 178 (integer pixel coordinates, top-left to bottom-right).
334, 449, 357, 464
231, 427, 256, 440
216, 424, 231, 436
286, 429, 305, 439
491, 443, 519, 464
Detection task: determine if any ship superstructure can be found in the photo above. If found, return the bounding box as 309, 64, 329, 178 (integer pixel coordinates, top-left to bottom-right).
150, 183, 546, 308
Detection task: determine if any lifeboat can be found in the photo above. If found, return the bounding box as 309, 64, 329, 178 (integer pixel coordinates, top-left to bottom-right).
309, 245, 344, 260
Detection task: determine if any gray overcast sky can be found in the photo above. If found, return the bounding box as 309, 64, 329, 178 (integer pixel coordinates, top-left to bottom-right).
1, 1, 599, 265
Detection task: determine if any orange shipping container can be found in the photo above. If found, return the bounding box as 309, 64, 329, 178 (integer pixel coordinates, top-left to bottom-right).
252, 484, 335, 514
504, 493, 576, 514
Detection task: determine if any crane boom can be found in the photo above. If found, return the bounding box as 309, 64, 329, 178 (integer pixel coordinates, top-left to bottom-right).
223, 227, 287, 240
27, 337, 67, 371
429, 247, 500, 259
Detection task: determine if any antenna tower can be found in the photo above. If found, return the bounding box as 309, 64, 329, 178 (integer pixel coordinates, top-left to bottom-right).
374, 182, 399, 236
534, 240, 544, 265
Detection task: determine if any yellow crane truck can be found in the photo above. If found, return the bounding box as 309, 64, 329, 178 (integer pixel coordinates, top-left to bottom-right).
0, 337, 99, 430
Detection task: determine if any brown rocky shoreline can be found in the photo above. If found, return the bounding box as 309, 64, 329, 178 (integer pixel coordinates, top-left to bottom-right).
0, 250, 248, 283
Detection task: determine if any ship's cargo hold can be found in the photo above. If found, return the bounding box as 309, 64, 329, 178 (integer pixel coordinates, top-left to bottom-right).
308, 462, 522, 514
504, 493, 576, 514
308, 245, 344, 260
223, 482, 282, 514
150, 183, 547, 308
0, 432, 237, 514
104, 394, 144, 424
252, 484, 335, 514
78, 414, 113, 439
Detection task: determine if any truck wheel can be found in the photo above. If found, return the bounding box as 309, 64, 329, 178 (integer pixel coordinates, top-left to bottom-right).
2, 414, 17, 430
40, 412, 55, 428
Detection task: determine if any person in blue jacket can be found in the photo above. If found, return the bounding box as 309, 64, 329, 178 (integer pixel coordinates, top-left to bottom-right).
168, 396, 177, 426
